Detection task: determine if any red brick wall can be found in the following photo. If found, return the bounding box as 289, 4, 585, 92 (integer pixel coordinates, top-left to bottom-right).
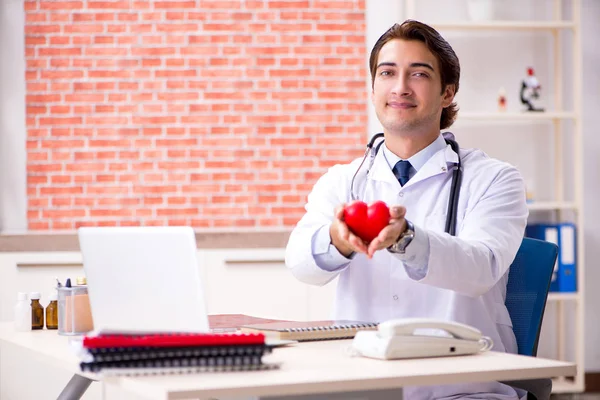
25, 0, 367, 230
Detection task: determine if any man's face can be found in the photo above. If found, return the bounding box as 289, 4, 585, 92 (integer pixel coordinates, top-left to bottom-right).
371, 39, 454, 135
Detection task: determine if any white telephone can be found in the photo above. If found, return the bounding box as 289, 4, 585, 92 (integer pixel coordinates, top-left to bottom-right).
351, 318, 494, 360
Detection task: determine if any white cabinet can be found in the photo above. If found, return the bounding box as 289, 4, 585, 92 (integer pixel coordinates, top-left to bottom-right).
0, 252, 85, 323
0, 249, 338, 324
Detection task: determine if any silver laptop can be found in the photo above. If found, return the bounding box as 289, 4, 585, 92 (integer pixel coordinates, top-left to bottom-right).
78, 226, 209, 334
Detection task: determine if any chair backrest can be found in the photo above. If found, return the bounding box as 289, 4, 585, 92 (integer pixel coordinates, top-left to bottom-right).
505, 237, 559, 357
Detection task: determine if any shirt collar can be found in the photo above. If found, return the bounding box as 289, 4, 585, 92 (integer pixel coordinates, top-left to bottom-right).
382, 133, 448, 173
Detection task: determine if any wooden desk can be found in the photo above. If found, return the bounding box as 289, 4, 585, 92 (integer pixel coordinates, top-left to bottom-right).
0, 322, 576, 400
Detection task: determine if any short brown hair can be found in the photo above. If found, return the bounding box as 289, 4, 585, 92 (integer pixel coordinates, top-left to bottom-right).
369, 20, 460, 130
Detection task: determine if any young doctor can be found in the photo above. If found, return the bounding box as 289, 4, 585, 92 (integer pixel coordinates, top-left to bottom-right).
285, 20, 529, 400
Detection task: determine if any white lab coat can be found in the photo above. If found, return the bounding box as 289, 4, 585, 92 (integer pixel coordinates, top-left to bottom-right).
285, 140, 529, 400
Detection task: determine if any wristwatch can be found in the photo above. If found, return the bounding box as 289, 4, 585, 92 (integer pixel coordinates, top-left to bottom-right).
387, 220, 415, 254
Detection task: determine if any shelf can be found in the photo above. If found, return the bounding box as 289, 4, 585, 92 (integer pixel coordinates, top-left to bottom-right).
527, 202, 578, 211
430, 21, 575, 31
547, 292, 579, 302
407, 2, 585, 394
458, 112, 577, 121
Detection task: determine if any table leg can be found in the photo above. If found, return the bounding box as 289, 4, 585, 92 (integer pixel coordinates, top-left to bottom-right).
57, 374, 93, 400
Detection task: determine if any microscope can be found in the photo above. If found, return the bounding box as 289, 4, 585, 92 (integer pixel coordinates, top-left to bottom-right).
520, 67, 545, 112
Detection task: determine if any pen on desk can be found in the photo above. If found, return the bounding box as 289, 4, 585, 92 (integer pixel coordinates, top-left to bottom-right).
65, 278, 71, 288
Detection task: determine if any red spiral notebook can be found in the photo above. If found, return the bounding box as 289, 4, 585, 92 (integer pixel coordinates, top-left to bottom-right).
82, 332, 265, 349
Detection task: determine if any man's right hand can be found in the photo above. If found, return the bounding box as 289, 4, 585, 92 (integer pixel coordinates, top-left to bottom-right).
329, 204, 368, 258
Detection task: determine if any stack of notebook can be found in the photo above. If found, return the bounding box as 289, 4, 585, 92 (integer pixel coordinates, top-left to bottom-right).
79, 331, 274, 376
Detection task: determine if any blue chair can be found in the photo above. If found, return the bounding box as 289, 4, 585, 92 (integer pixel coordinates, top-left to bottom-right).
501, 237, 559, 400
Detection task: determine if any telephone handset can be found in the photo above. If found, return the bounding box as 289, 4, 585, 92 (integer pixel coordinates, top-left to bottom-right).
351, 318, 494, 360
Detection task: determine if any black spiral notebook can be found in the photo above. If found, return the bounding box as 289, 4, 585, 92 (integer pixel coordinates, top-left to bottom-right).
85, 343, 268, 363
81, 345, 273, 374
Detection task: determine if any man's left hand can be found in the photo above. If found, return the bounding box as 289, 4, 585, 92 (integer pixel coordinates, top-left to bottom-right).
366, 206, 407, 259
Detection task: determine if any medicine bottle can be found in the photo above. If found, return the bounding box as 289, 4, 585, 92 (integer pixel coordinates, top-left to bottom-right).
30, 292, 44, 330
14, 292, 31, 331
46, 292, 58, 330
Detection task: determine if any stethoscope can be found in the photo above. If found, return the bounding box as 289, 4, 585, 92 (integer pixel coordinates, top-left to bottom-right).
350, 133, 463, 236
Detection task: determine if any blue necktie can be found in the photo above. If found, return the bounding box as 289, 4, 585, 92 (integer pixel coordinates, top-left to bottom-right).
393, 160, 411, 186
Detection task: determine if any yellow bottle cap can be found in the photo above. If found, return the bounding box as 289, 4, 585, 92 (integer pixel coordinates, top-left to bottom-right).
76, 276, 87, 285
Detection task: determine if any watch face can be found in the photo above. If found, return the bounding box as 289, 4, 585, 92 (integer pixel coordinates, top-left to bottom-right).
387, 221, 414, 254
396, 228, 414, 252
397, 237, 410, 249
389, 241, 406, 254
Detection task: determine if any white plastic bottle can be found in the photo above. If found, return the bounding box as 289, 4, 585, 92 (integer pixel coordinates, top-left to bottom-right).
14, 292, 31, 331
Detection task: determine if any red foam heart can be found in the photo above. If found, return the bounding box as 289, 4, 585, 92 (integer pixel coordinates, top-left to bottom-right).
343, 200, 390, 243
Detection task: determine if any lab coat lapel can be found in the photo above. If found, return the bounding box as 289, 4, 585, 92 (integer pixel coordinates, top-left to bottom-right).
368, 146, 400, 186
409, 142, 459, 186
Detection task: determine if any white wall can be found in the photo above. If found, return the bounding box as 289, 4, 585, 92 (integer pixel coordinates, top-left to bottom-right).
364, 0, 404, 138
580, 0, 600, 372
0, 0, 27, 233
365, 0, 600, 371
